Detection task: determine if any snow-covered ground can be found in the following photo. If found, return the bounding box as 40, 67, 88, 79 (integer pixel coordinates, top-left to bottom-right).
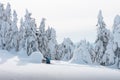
0, 51, 120, 80
0, 61, 120, 80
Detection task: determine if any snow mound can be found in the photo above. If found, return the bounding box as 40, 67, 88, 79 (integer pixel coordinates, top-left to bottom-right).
0, 50, 14, 63
3, 56, 19, 65
17, 49, 44, 63
29, 51, 43, 63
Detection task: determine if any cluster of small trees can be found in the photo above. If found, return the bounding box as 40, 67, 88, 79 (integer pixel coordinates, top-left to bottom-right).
1, 3, 120, 69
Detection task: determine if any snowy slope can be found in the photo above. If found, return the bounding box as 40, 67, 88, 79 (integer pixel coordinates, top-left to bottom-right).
0, 57, 120, 80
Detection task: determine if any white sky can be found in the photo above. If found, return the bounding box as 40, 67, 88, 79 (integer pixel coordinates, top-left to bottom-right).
0, 0, 120, 43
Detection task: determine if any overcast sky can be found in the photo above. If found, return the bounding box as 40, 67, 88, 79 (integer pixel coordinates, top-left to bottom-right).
0, 0, 120, 43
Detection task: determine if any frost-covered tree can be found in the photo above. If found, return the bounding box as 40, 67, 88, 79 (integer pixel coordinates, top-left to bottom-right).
56, 44, 63, 60
113, 15, 120, 33
70, 40, 92, 64
4, 3, 11, 23
18, 18, 26, 50
0, 3, 4, 19
56, 38, 74, 61
38, 18, 49, 57
102, 33, 115, 66
0, 3, 4, 48
39, 18, 45, 33
11, 10, 19, 51
113, 15, 120, 68
88, 43, 96, 63
95, 10, 110, 65
46, 27, 57, 60
24, 10, 38, 56
0, 3, 12, 50
4, 22, 13, 50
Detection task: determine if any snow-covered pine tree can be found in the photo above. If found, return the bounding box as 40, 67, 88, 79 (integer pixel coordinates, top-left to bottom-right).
39, 18, 45, 33
1, 3, 13, 50
46, 27, 57, 60
24, 10, 38, 56
0, 3, 4, 19
4, 3, 11, 23
70, 40, 92, 64
56, 38, 74, 61
0, 3, 4, 48
30, 18, 38, 52
11, 10, 19, 51
113, 15, 120, 33
102, 33, 115, 66
38, 18, 49, 57
56, 44, 63, 60
4, 23, 12, 50
95, 10, 110, 65
18, 18, 26, 50
88, 43, 96, 63
113, 15, 120, 68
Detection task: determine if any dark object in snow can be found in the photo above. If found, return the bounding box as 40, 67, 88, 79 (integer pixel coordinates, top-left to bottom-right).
45, 57, 51, 64
42, 58, 46, 63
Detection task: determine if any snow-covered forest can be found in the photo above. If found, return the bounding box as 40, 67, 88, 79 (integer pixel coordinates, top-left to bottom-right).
0, 2, 120, 70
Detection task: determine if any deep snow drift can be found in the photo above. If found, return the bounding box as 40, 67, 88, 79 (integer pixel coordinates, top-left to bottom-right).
0, 50, 120, 80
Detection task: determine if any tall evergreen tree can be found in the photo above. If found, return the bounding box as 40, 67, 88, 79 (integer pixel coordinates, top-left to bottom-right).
0, 3, 4, 48
95, 10, 110, 65
24, 10, 38, 56
102, 33, 115, 66
38, 18, 48, 57
11, 10, 19, 51
1, 3, 12, 50
4, 3, 11, 23
56, 38, 74, 61
46, 27, 57, 59
18, 18, 26, 50
113, 15, 120, 68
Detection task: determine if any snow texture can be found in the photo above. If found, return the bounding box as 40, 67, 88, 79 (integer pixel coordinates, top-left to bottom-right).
0, 51, 120, 80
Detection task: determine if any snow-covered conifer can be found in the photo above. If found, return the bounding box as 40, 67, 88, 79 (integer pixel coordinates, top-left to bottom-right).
56, 38, 74, 61
70, 40, 92, 64
11, 10, 19, 51
24, 10, 38, 56
102, 33, 115, 66
95, 10, 110, 65
18, 18, 26, 50
0, 3, 4, 48
4, 3, 11, 23
113, 15, 120, 68
0, 3, 4, 19
46, 27, 57, 59
38, 18, 49, 57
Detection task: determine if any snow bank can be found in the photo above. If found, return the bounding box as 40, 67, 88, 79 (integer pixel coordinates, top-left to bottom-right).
0, 50, 14, 63
17, 49, 44, 63
29, 51, 43, 63
0, 50, 44, 64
